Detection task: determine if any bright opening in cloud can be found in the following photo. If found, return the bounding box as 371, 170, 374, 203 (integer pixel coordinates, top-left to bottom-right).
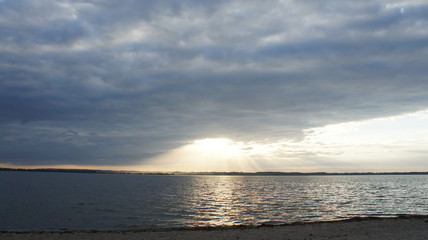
299, 110, 428, 171
139, 110, 428, 173
141, 138, 267, 172
190, 138, 237, 152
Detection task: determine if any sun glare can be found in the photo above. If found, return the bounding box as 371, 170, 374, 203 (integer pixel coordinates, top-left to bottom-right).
142, 138, 266, 172
139, 110, 428, 173
189, 138, 239, 153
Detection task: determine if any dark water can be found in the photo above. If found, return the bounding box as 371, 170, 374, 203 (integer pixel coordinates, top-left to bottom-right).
1, 172, 427, 230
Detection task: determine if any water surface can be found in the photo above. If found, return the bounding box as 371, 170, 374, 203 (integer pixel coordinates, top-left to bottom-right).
1, 172, 427, 230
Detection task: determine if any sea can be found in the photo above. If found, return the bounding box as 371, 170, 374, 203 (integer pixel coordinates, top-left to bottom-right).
1, 171, 427, 231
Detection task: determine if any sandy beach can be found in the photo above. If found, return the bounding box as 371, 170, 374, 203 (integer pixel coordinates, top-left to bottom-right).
1, 216, 427, 240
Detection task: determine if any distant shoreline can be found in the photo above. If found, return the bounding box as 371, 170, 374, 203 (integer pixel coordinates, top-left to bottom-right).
1, 167, 428, 176
1, 215, 428, 240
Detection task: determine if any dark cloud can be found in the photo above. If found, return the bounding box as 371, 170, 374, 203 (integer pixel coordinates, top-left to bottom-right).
1, 0, 428, 166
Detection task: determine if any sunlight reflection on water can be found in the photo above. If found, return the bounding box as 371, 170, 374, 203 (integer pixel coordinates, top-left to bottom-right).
0, 172, 427, 230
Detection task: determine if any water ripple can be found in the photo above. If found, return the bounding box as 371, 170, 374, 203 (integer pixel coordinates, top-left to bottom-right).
1, 173, 427, 230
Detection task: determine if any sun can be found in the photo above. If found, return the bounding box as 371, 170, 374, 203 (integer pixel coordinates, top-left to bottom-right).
142, 138, 263, 172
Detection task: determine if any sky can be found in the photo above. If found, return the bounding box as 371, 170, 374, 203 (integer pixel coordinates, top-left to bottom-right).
1, 0, 428, 172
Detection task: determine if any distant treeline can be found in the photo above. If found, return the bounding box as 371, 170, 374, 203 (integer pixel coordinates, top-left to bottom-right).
0, 167, 102, 174
173, 171, 428, 176
1, 167, 428, 176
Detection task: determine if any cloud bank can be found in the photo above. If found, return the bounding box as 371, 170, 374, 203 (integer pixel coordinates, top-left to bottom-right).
1, 0, 428, 167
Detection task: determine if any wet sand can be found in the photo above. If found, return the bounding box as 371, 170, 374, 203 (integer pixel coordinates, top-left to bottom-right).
1, 216, 427, 240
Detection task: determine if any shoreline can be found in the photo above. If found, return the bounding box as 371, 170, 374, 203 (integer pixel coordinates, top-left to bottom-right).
2, 167, 428, 176
2, 215, 428, 239
2, 215, 428, 233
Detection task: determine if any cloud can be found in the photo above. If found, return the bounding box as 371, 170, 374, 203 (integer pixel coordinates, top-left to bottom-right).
1, 0, 428, 167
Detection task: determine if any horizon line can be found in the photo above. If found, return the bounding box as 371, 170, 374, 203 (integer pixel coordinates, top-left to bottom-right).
1, 167, 428, 175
